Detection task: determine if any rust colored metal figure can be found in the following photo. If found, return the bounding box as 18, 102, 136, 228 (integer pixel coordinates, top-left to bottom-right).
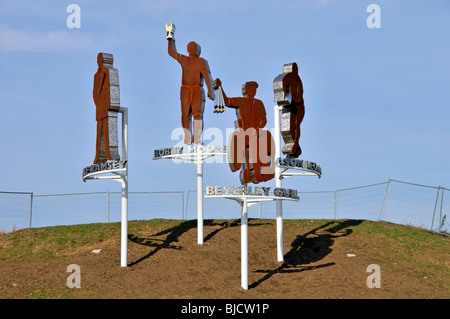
213, 78, 275, 184
166, 23, 214, 145
93, 52, 120, 164
273, 62, 305, 158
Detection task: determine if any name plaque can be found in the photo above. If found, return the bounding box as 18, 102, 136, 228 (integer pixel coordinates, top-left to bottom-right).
276, 157, 322, 177
206, 185, 299, 200
153, 145, 227, 159
82, 160, 127, 178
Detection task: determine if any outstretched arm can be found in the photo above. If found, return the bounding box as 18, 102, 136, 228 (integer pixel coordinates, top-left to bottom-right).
212, 78, 237, 109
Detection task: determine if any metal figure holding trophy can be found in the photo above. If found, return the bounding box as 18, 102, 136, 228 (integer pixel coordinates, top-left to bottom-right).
160, 23, 225, 247
166, 23, 215, 145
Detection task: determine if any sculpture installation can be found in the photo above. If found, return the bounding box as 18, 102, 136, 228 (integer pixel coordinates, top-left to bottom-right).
213, 78, 275, 184
273, 62, 305, 158
93, 52, 121, 164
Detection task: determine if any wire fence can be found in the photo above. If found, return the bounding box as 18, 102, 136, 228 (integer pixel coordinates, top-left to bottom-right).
0, 191, 33, 232
0, 179, 448, 235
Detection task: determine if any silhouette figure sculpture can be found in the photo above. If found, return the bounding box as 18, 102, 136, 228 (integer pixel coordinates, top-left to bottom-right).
166, 23, 214, 145
93, 52, 120, 164
213, 78, 275, 184
273, 62, 305, 158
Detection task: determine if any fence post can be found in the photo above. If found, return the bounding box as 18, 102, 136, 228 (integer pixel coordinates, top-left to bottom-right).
334, 190, 338, 219
259, 201, 262, 219
439, 188, 445, 233
185, 190, 191, 220
106, 191, 110, 223
181, 191, 185, 220
386, 180, 392, 221
431, 186, 441, 231
29, 193, 34, 228
378, 180, 390, 221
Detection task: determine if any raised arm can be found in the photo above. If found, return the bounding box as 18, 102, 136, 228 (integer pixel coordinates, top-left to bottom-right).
168, 39, 181, 61
166, 22, 181, 61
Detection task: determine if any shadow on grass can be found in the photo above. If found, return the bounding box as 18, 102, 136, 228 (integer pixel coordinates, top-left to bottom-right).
127, 219, 269, 267
249, 219, 363, 289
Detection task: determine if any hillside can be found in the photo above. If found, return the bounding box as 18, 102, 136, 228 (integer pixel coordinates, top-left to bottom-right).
0, 219, 448, 299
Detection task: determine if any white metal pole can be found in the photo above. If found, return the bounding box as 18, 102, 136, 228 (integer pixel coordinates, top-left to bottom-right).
241, 197, 248, 290
121, 176, 128, 267
274, 105, 284, 262
197, 153, 204, 245
276, 201, 283, 262
119, 107, 128, 268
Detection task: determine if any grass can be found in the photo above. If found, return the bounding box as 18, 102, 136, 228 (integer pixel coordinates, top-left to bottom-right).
1, 222, 117, 260
1, 219, 449, 272
0, 219, 191, 261
0, 218, 448, 298
283, 219, 449, 282
1, 218, 448, 262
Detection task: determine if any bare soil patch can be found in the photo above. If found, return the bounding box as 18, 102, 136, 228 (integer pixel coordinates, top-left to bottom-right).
0, 219, 448, 299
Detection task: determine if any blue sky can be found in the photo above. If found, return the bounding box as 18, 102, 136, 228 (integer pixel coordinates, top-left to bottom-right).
0, 0, 449, 195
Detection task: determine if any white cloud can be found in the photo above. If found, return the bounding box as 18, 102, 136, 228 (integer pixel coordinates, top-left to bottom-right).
0, 24, 94, 53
